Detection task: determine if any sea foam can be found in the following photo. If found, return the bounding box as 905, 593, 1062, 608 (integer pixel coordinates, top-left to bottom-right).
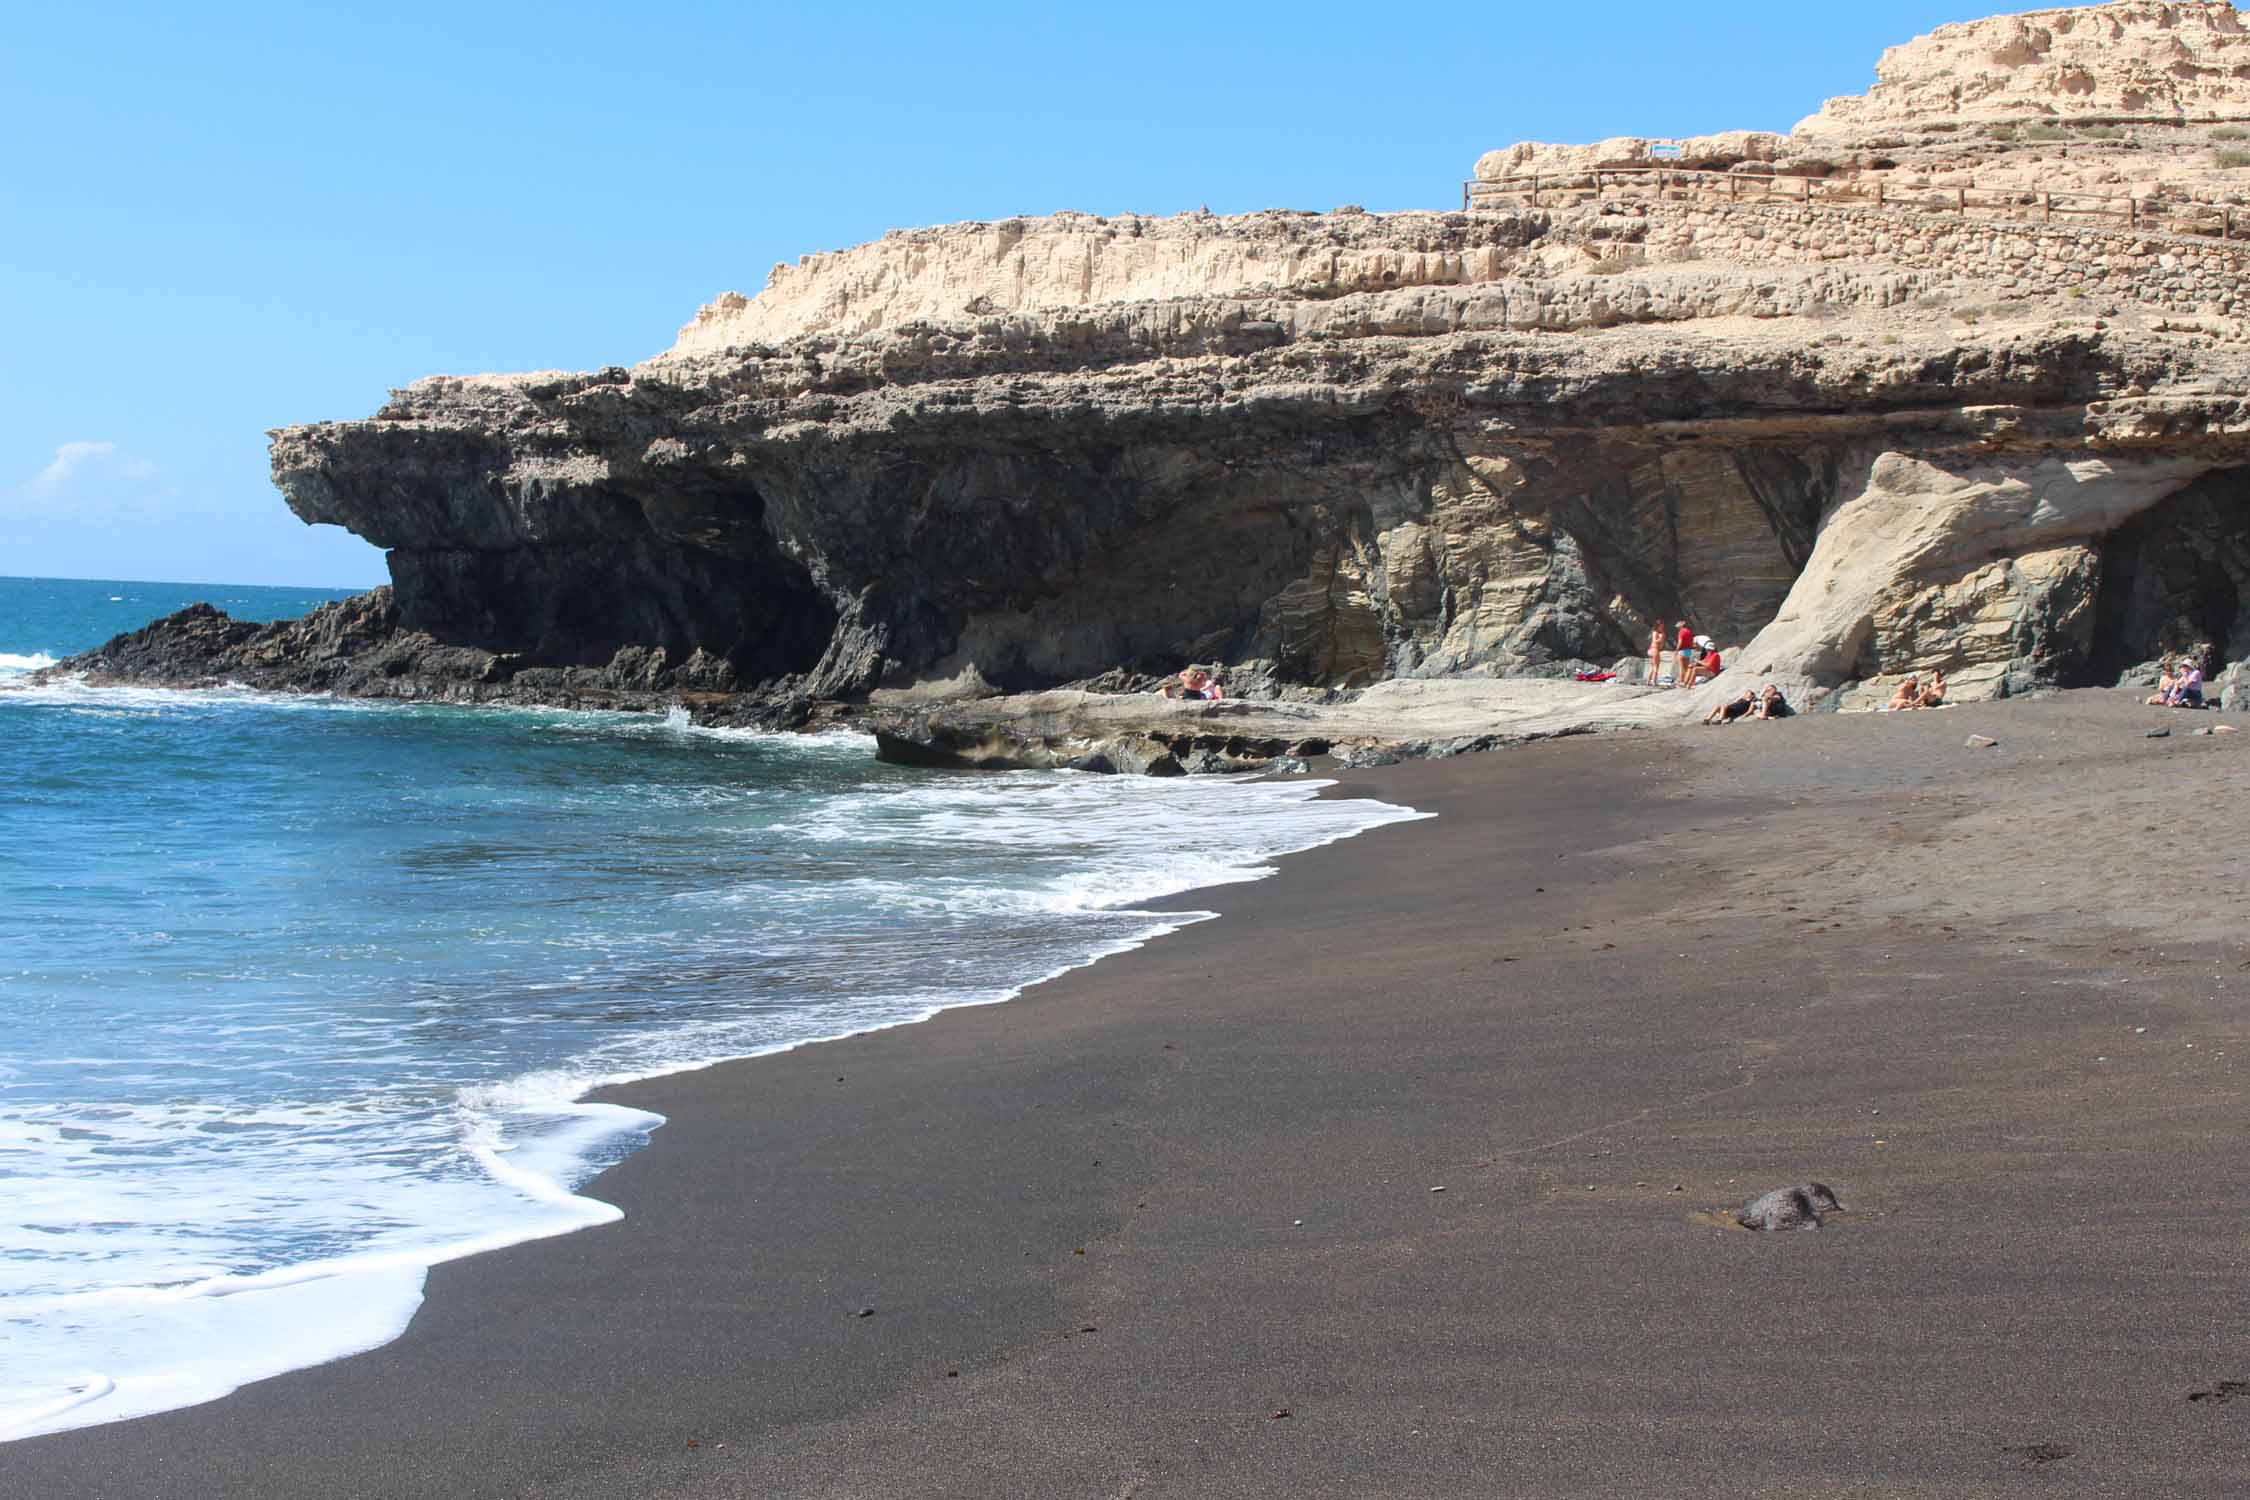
0, 685, 1425, 1441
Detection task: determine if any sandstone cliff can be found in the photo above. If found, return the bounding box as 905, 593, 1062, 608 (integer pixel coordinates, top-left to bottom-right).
47, 1, 2250, 760
1797, 1, 2250, 137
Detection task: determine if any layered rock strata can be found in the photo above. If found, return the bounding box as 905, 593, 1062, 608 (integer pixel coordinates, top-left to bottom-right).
1797, 1, 2250, 136
43, 2, 2250, 769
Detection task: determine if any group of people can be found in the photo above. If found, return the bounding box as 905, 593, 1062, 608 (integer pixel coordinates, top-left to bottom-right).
1701, 683, 1794, 724
1156, 666, 1224, 700
1883, 669, 1948, 712
2146, 652, 2206, 709
1647, 619, 1721, 689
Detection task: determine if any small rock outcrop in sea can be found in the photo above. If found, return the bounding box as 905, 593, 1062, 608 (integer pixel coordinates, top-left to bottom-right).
42, 2, 2250, 767
1736, 1183, 1844, 1232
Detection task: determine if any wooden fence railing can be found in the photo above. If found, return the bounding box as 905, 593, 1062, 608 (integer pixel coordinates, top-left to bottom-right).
1460, 164, 2244, 240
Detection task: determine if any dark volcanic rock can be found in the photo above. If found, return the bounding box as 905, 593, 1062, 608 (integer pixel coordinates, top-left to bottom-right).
1736, 1183, 1843, 1232
44, 591, 809, 724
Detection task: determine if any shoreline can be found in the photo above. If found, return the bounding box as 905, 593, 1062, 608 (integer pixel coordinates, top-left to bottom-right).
7, 689, 2250, 1496
0, 686, 1419, 1447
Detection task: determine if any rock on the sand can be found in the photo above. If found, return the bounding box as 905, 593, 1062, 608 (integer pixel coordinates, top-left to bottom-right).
1737, 1183, 1842, 1232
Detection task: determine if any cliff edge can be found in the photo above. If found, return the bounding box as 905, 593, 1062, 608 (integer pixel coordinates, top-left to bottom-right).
47, 1, 2250, 763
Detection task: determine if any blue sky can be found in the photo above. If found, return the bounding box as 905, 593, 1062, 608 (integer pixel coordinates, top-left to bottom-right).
2, 1, 1991, 587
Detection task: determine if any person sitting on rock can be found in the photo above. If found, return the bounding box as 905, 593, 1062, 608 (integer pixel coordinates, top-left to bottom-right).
1886, 677, 1922, 712
1683, 642, 1722, 688
1159, 666, 1223, 701
1919, 668, 1946, 708
1754, 684, 1793, 719
1703, 688, 1757, 725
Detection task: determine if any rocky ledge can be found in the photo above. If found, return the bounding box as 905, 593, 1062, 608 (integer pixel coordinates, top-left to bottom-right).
39, 2, 2250, 770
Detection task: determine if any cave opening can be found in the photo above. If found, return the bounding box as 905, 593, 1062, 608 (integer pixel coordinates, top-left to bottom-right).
2082, 467, 2250, 686
385, 475, 839, 687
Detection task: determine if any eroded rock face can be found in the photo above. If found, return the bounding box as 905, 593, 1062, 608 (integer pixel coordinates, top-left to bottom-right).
49, 8, 2250, 744
1797, 1, 2250, 137
247, 260, 2247, 724
2088, 466, 2250, 675
1472, 131, 1790, 182
1729, 447, 2219, 702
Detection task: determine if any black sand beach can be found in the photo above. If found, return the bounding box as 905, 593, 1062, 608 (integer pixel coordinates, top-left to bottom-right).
9, 690, 2250, 1498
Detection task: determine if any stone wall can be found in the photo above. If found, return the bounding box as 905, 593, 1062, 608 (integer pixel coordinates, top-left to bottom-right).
1640, 198, 2250, 318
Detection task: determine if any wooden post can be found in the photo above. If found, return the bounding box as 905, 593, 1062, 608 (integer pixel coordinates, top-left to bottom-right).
2227, 206, 2235, 241
1531, 173, 1541, 207
2129, 196, 2138, 228
2044, 193, 2052, 223
1875, 178, 1884, 207
1957, 186, 1967, 213
1729, 173, 1739, 202
1801, 176, 1812, 202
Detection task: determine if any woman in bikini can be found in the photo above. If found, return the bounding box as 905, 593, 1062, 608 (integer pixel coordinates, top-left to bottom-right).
1648, 620, 1669, 686
2146, 656, 2177, 706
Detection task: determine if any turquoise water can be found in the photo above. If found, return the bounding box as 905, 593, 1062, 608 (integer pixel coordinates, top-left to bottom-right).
0, 576, 1423, 1439
0, 574, 362, 672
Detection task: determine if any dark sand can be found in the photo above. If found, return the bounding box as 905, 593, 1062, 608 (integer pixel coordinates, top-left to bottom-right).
9, 690, 2250, 1498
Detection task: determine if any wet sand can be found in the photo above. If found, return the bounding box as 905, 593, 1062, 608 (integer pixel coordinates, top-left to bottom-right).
8, 689, 2250, 1497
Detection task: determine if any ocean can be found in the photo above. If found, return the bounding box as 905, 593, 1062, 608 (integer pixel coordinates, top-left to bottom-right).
0, 575, 1424, 1441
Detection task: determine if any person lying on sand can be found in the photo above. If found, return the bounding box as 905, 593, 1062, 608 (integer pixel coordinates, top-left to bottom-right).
1886, 677, 1922, 712
1754, 684, 1793, 719
1704, 689, 1757, 725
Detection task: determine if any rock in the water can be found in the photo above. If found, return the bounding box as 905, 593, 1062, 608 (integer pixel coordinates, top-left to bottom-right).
1736, 1183, 1842, 1232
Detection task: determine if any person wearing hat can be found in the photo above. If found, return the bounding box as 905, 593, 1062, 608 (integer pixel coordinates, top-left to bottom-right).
1159, 665, 1224, 701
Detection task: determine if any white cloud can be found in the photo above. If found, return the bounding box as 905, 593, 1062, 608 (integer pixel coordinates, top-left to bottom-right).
11, 440, 176, 515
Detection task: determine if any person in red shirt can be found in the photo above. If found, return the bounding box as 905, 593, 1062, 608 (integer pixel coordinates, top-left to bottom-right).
1685, 645, 1722, 686
1675, 622, 1696, 688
